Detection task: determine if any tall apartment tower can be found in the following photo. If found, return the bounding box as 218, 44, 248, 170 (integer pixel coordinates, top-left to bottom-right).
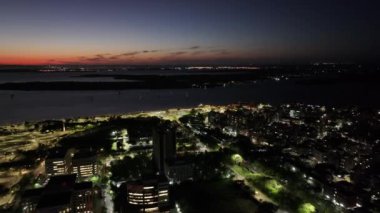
153, 124, 176, 173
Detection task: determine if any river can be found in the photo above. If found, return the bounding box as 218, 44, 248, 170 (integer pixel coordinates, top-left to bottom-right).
0, 71, 379, 125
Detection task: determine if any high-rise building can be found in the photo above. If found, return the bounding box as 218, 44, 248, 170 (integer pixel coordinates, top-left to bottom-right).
122, 175, 170, 213
45, 150, 71, 177
153, 125, 176, 173
153, 123, 194, 184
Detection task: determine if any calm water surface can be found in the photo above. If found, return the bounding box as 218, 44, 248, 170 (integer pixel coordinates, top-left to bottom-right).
0, 71, 379, 125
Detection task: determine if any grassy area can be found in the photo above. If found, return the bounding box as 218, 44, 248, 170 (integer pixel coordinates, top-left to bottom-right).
231, 161, 339, 213
173, 180, 259, 213
245, 160, 337, 213
230, 164, 313, 212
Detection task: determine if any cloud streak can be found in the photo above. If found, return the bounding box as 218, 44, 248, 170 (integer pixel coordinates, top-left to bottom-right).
79, 54, 109, 62
188, 46, 200, 50
170, 51, 187, 56
108, 50, 161, 60
74, 45, 229, 63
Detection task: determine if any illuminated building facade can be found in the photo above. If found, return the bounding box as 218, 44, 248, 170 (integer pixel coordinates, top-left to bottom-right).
70, 151, 98, 179
73, 182, 94, 213
45, 150, 70, 177
45, 149, 98, 179
124, 175, 170, 212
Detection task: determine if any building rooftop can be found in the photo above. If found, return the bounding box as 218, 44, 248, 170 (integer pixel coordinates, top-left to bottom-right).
46, 149, 67, 159
127, 174, 168, 186
45, 174, 77, 193
74, 181, 93, 191
72, 150, 97, 160
22, 188, 44, 199
37, 191, 72, 209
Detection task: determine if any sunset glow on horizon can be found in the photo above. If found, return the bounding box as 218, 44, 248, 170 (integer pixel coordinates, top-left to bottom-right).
0, 0, 379, 65
0, 50, 263, 65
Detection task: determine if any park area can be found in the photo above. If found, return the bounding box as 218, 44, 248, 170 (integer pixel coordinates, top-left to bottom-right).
172, 180, 260, 213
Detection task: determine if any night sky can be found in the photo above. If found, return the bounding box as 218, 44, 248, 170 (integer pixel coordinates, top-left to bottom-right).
0, 0, 379, 65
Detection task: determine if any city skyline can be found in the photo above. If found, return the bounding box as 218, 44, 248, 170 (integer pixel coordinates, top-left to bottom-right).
1, 1, 379, 212
1, 0, 379, 65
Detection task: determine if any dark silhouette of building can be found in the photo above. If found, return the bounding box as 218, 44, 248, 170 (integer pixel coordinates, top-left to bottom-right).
153, 123, 194, 184
153, 124, 176, 173
20, 174, 94, 213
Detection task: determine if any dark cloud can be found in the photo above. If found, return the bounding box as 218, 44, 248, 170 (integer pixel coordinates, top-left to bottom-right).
189, 49, 229, 56
142, 50, 159, 53
79, 54, 108, 62
109, 55, 120, 60
46, 59, 68, 64
87, 57, 104, 62
170, 51, 187, 56
218, 50, 230, 55
210, 49, 230, 55
191, 51, 206, 55
95, 54, 106, 58
109, 50, 159, 59
79, 48, 209, 63
188, 46, 200, 50
121, 51, 140, 57
109, 51, 141, 60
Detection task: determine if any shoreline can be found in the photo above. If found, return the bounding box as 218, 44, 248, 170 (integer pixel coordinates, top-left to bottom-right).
0, 104, 209, 127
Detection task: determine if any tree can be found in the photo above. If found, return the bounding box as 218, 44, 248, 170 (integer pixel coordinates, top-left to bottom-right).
298, 203, 316, 213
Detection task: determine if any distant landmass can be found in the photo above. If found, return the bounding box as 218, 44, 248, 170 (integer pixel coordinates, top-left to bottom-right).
0, 64, 379, 90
